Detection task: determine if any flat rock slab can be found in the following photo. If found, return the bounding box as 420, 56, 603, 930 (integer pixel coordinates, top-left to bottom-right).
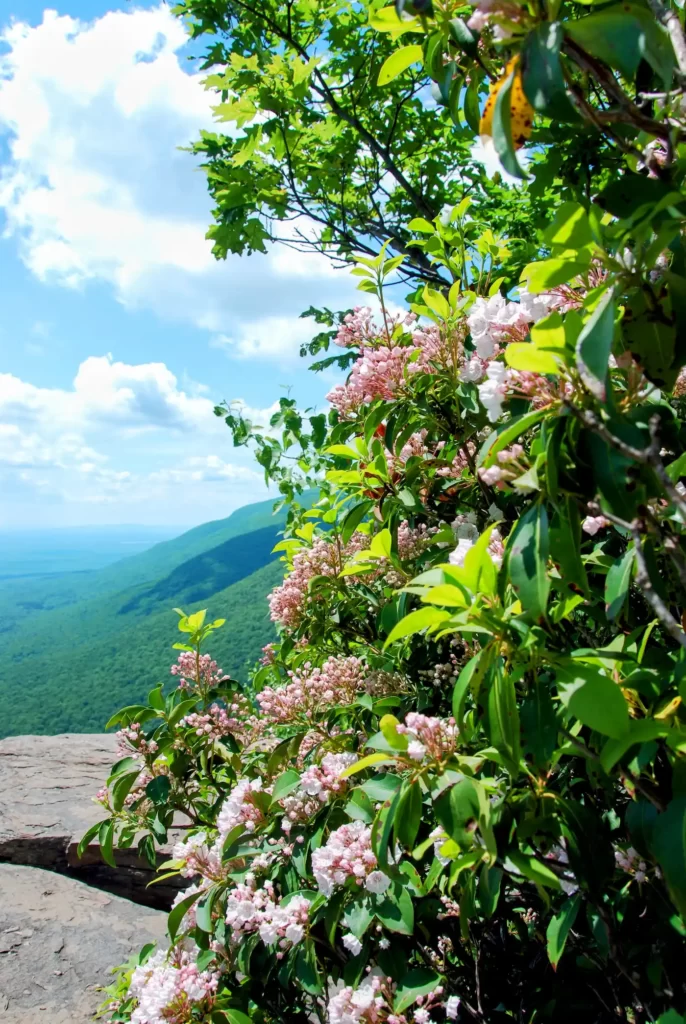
0, 733, 117, 858
0, 734, 185, 908
0, 863, 166, 1024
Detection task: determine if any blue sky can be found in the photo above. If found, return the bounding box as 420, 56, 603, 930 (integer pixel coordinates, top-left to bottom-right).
0, 0, 361, 528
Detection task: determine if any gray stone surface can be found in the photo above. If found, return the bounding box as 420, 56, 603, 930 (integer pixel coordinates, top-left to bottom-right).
0, 733, 117, 861
0, 734, 185, 908
0, 863, 166, 1024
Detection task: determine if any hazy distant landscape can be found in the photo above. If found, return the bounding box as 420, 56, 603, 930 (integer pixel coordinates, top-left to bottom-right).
0, 498, 289, 738
0, 525, 183, 578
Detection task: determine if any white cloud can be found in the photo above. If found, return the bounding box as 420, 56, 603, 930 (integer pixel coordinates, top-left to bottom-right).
0, 6, 357, 356
0, 356, 270, 524
0, 354, 219, 433
211, 316, 320, 362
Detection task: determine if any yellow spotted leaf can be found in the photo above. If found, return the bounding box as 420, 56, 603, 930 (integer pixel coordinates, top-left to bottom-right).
479, 58, 534, 150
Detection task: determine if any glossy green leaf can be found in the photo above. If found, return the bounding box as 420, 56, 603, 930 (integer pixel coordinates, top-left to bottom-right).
394, 780, 422, 849
504, 850, 561, 890
649, 799, 686, 917
507, 505, 550, 623
556, 663, 629, 739
383, 606, 450, 647
546, 894, 581, 968
605, 546, 635, 621
394, 968, 443, 1013
520, 258, 588, 293
377, 44, 423, 85
521, 23, 579, 122
575, 290, 615, 402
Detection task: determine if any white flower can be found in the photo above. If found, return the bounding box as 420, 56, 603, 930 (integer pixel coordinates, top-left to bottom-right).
415, 1010, 431, 1024
364, 870, 391, 895
407, 740, 427, 761
342, 933, 363, 956
448, 537, 474, 567
446, 995, 461, 1019
477, 361, 509, 422
460, 356, 485, 383
258, 922, 279, 944
285, 923, 305, 945
379, 937, 390, 950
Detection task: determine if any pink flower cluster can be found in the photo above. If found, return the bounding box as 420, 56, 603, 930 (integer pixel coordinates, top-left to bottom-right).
127, 946, 218, 1024
326, 974, 454, 1024
334, 307, 417, 349
268, 533, 368, 628
116, 722, 158, 757
217, 777, 268, 838
327, 343, 421, 417
280, 752, 358, 833
257, 656, 386, 724
225, 878, 310, 947
172, 832, 224, 882
170, 652, 224, 691
397, 713, 457, 763
311, 821, 390, 896
181, 695, 252, 744
582, 514, 609, 537
397, 521, 437, 561
478, 444, 526, 488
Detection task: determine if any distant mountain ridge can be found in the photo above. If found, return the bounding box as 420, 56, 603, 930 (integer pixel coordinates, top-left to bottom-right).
0, 495, 299, 738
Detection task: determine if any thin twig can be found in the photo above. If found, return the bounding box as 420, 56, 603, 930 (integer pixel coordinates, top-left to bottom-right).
646, 0, 686, 76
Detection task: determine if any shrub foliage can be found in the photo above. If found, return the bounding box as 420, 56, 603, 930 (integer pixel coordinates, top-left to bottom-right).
91, 2, 686, 1023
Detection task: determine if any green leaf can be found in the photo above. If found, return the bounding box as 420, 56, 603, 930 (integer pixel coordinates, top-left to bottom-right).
463, 72, 483, 134
477, 408, 547, 467
341, 752, 397, 778
486, 662, 521, 774
375, 882, 414, 934
556, 663, 629, 739
503, 851, 561, 890
649, 798, 686, 917
383, 607, 450, 647
111, 770, 142, 813
360, 774, 402, 802
98, 819, 116, 868
196, 885, 221, 933
421, 583, 469, 607
394, 968, 442, 1014
146, 775, 171, 806
434, 778, 481, 848
168, 698, 200, 728
546, 894, 581, 968
520, 257, 588, 293
452, 645, 495, 732
477, 863, 502, 918
507, 505, 550, 623
491, 70, 528, 180
600, 719, 667, 773
270, 769, 301, 804
107, 756, 140, 783
521, 23, 579, 122
372, 786, 403, 871
521, 683, 558, 769
167, 888, 203, 942
394, 780, 422, 849
605, 546, 635, 621
77, 820, 105, 859
224, 1011, 253, 1024
566, 4, 673, 86
576, 290, 616, 402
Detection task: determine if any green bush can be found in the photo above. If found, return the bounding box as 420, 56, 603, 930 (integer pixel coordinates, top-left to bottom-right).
90, 3, 686, 1023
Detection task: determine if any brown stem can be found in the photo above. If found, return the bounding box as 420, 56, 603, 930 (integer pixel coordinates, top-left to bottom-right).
646, 0, 686, 76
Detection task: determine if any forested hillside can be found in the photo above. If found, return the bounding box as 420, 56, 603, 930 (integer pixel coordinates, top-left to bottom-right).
0, 497, 291, 737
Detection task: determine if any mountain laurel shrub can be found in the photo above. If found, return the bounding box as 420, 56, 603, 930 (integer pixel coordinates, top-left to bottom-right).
88, 2, 686, 1023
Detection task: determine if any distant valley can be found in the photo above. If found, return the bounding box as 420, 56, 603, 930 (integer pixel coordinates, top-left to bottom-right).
0, 497, 290, 738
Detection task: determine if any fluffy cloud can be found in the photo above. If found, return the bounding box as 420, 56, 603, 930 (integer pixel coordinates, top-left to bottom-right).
0, 5, 357, 357
0, 357, 271, 523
